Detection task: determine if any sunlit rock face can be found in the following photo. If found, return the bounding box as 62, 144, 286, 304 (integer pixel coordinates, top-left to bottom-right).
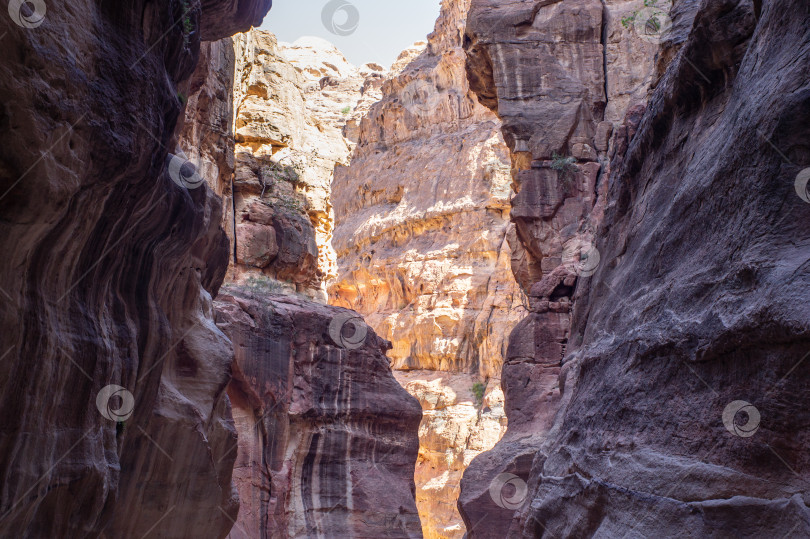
329, 0, 524, 536
0, 0, 269, 536
228, 30, 386, 299
396, 371, 506, 538
461, 0, 810, 536
215, 289, 423, 538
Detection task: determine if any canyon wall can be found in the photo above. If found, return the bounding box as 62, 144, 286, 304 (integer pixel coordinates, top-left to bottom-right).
461, 0, 810, 536
229, 30, 385, 299
0, 0, 268, 536
181, 29, 424, 537
329, 1, 523, 536
458, 0, 667, 534
215, 289, 422, 538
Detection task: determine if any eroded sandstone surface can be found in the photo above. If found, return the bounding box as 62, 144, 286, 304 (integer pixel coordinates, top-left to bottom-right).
181, 28, 424, 537
229, 30, 385, 299
329, 1, 523, 536
0, 0, 268, 536
215, 289, 422, 538
458, 0, 668, 534
460, 0, 810, 536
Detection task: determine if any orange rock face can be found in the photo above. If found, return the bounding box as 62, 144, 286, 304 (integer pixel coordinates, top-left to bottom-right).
329, 1, 525, 536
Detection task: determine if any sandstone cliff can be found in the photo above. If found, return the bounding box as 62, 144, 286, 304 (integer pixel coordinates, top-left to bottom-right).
460, 0, 810, 536
328, 1, 523, 536
458, 0, 667, 534
215, 289, 422, 538
0, 0, 268, 536
331, 0, 523, 380
181, 28, 423, 537
229, 31, 385, 299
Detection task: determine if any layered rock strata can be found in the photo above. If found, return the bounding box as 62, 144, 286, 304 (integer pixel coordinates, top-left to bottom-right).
329, 1, 523, 536
0, 0, 268, 536
215, 288, 423, 538
230, 31, 385, 299
461, 0, 810, 536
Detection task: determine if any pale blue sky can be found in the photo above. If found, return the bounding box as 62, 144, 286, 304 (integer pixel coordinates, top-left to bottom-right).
259, 0, 442, 68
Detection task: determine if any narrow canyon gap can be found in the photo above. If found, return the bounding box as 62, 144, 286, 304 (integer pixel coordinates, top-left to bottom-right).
1, 0, 809, 538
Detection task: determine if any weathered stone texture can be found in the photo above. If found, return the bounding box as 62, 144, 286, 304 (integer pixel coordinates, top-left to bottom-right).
215, 289, 423, 538
458, 0, 670, 534
0, 0, 270, 536
461, 0, 810, 536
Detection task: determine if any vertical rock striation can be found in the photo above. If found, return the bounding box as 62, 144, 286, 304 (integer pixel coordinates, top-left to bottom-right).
459, 0, 665, 534
215, 289, 423, 538
461, 0, 810, 536
0, 0, 268, 536
329, 1, 524, 536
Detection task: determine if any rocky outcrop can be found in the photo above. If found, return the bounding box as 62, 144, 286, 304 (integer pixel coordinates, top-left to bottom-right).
215, 288, 422, 538
0, 0, 270, 536
461, 0, 810, 536
329, 1, 524, 536
229, 31, 385, 299
514, 0, 810, 535
458, 0, 667, 534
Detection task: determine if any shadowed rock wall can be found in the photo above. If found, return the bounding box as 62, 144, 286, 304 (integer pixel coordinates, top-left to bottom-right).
460, 0, 810, 536
0, 0, 268, 536
458, 0, 668, 534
